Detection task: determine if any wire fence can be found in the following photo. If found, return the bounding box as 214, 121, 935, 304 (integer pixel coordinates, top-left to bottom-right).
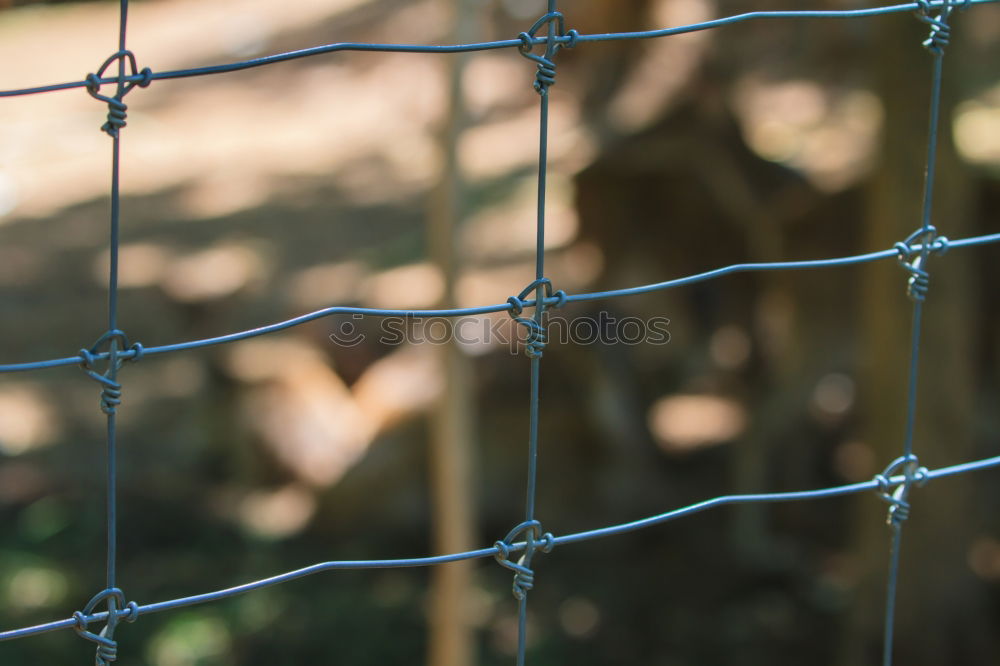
0, 0, 999, 664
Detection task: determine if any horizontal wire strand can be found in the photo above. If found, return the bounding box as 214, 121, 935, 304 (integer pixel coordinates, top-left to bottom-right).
1, 232, 997, 374
2, 452, 998, 643
1, 0, 997, 97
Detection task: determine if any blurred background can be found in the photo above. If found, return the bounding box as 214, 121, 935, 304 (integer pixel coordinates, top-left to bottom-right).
0, 0, 999, 664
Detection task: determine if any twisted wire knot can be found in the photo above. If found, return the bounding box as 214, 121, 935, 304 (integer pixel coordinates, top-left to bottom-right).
73, 588, 139, 665
519, 317, 549, 359
85, 50, 152, 137
494, 520, 555, 601
79, 330, 143, 415
518, 12, 578, 95
874, 454, 929, 528
507, 278, 567, 359
915, 0, 968, 55
895, 226, 949, 302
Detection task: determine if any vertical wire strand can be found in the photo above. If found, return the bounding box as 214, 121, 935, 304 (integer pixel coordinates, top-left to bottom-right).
516, 596, 529, 665
900, 303, 925, 461
104, 0, 131, 634
920, 56, 944, 233
524, 1, 557, 522
881, 33, 948, 666
517, 3, 559, 665
882, 525, 905, 666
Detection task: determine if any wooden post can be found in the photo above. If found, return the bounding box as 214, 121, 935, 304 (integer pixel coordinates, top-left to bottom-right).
426, 1, 478, 664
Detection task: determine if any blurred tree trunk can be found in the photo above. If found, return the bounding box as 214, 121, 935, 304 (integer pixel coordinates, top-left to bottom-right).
426, 1, 479, 665
840, 12, 992, 666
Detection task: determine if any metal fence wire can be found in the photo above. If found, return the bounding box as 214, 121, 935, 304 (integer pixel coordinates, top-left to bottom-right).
2, 0, 1000, 664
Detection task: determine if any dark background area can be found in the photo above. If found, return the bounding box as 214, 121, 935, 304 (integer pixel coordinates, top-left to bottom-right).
0, 0, 999, 664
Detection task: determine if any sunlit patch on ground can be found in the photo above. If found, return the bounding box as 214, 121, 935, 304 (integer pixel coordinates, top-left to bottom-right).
236, 483, 317, 540
954, 88, 1000, 166
362, 262, 444, 310
225, 338, 372, 486
148, 612, 233, 666
352, 345, 443, 431
91, 242, 173, 289
558, 595, 601, 639
4, 565, 68, 612
607, 0, 713, 133
648, 393, 746, 453
161, 242, 271, 303
287, 259, 370, 310
810, 372, 855, 422
709, 324, 751, 370
0, 383, 59, 455
968, 536, 1000, 581
461, 175, 579, 260
734, 77, 882, 191
833, 440, 876, 482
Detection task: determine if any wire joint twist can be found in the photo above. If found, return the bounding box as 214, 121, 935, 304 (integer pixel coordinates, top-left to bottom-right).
894, 226, 949, 302
915, 0, 969, 55
874, 454, 929, 528
518, 12, 578, 95
79, 330, 143, 415
72, 588, 139, 665
507, 278, 567, 359
85, 50, 152, 138
494, 520, 555, 601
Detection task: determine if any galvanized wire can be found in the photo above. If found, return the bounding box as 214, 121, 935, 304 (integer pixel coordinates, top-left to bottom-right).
3, 234, 1000, 375
0, 0, 999, 664
1, 0, 996, 98
2, 454, 999, 645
